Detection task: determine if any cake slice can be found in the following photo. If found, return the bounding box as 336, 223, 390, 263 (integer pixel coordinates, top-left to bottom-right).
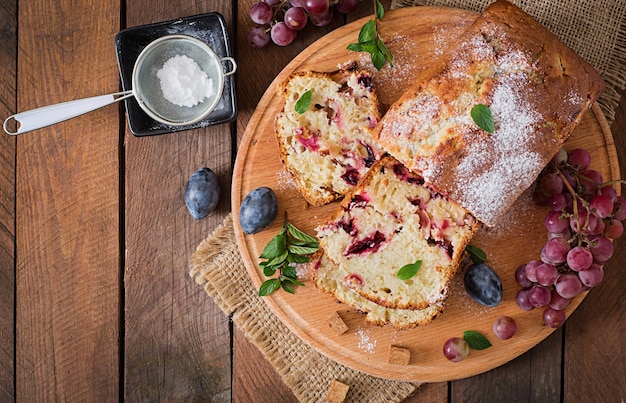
371, 0, 605, 227
316, 156, 479, 310
311, 251, 444, 328
275, 68, 383, 206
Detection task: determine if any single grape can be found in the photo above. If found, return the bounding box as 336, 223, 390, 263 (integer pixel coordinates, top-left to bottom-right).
515, 264, 533, 288
544, 210, 569, 233
604, 218, 624, 239
492, 316, 517, 340
270, 22, 297, 46
589, 236, 613, 263
555, 273, 583, 299
598, 185, 617, 201
304, 0, 329, 14
516, 288, 535, 311
548, 193, 568, 211
543, 306, 566, 328
539, 172, 564, 196
612, 196, 626, 220
541, 237, 570, 265
308, 7, 333, 26
566, 246, 593, 271
443, 337, 469, 362
567, 148, 591, 171
580, 169, 602, 196
250, 1, 273, 24
551, 148, 568, 166
335, 0, 360, 14
524, 260, 542, 282
528, 284, 551, 308
239, 187, 278, 234
578, 263, 604, 288
264, 0, 281, 5
248, 26, 271, 48
284, 7, 307, 30
590, 195, 613, 218
549, 288, 570, 310
535, 263, 559, 286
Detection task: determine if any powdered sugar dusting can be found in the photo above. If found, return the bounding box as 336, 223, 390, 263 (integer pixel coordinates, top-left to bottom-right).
453, 73, 544, 225
355, 326, 377, 353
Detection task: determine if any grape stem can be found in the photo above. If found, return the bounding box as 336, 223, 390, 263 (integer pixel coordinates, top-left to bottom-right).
554, 165, 584, 244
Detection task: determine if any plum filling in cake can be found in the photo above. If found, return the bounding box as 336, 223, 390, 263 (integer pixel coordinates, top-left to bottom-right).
392, 164, 425, 185
345, 230, 386, 257
341, 168, 360, 186
362, 142, 377, 167
344, 193, 370, 211
343, 273, 364, 288
428, 238, 454, 259
295, 127, 320, 152
357, 74, 373, 91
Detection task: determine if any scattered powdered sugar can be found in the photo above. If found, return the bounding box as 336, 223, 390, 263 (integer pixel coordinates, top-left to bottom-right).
355, 326, 377, 353
432, 26, 447, 56
276, 168, 297, 191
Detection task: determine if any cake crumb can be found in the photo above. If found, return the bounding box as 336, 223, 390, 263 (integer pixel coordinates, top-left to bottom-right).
327, 311, 349, 335
387, 345, 411, 365
326, 379, 350, 403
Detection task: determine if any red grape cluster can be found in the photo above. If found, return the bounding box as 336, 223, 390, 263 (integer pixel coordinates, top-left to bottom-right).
515, 148, 625, 328
248, 0, 361, 48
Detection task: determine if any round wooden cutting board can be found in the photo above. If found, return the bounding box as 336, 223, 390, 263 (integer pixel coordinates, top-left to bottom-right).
232, 7, 621, 382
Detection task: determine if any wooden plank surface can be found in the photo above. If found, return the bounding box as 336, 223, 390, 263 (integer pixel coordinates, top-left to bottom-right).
0, 0, 16, 401
122, 1, 233, 401
14, 0, 120, 400
2, 0, 624, 401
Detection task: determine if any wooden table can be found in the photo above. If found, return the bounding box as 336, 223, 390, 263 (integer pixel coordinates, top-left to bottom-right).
0, 0, 623, 401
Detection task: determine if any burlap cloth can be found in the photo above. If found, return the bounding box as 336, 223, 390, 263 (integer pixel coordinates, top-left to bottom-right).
189, 1, 626, 401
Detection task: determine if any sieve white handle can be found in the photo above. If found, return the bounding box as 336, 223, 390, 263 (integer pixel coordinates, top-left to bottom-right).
3, 91, 134, 135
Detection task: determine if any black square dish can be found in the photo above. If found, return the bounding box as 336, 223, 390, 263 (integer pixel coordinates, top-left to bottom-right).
115, 13, 237, 136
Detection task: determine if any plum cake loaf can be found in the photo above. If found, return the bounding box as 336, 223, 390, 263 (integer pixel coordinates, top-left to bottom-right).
372, 0, 605, 227
316, 156, 479, 311
275, 68, 383, 206
311, 251, 445, 328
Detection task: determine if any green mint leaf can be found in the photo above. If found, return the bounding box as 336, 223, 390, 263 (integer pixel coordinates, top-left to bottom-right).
259, 278, 281, 296
347, 42, 364, 52
376, 0, 385, 19
287, 222, 318, 244
281, 282, 295, 294
397, 260, 422, 280
288, 254, 311, 264
259, 231, 287, 259
288, 244, 319, 255
261, 263, 277, 277
471, 104, 495, 133
294, 90, 313, 114
377, 39, 393, 67
282, 276, 305, 287
266, 250, 288, 267
282, 265, 298, 280
463, 330, 492, 350
371, 48, 385, 71
465, 245, 487, 264
358, 19, 377, 42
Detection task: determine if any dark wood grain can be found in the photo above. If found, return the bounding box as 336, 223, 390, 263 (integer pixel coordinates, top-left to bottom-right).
14, 0, 120, 400
123, 1, 233, 401
0, 0, 15, 401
